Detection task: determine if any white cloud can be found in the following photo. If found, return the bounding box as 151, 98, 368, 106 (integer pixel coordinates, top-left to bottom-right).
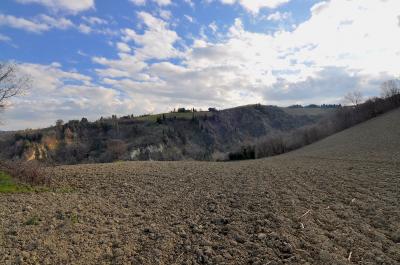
153, 0, 171, 6
93, 53, 147, 78
129, 0, 146, 5
0, 33, 11, 42
266, 11, 291, 21
78, 23, 92, 34
82, 16, 108, 25
37, 14, 74, 29
184, 15, 194, 23
95, 0, 400, 114
5, 0, 400, 130
15, 0, 95, 14
159, 9, 172, 20
0, 14, 50, 33
116, 42, 131, 53
209, 21, 218, 33
0, 13, 113, 35
129, 0, 171, 6
121, 12, 180, 60
1, 63, 138, 130
220, 0, 290, 13
0, 14, 80, 33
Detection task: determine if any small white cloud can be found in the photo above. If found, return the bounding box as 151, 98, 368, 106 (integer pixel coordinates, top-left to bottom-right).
129, 0, 146, 5
0, 14, 49, 33
0, 33, 11, 42
15, 0, 95, 14
77, 50, 88, 57
82, 16, 108, 25
159, 9, 172, 20
266, 11, 291, 21
221, 0, 290, 14
129, 0, 171, 6
184, 15, 194, 23
153, 0, 171, 6
0, 14, 74, 33
37, 14, 74, 29
78, 23, 92, 34
209, 21, 218, 33
116, 42, 131, 53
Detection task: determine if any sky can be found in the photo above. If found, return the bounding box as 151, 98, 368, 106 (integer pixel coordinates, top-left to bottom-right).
0, 0, 399, 130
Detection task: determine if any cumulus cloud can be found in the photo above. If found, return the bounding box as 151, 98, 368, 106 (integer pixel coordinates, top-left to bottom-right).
95, 0, 400, 115
0, 14, 52, 33
182, 0, 400, 104
264, 67, 389, 105
129, 0, 146, 5
266, 11, 291, 21
116, 42, 132, 53
129, 0, 171, 6
15, 0, 95, 14
159, 9, 172, 20
4, 0, 400, 130
0, 13, 112, 35
220, 0, 290, 13
121, 12, 180, 60
93, 53, 147, 78
1, 63, 138, 130
82, 16, 108, 25
77, 23, 92, 34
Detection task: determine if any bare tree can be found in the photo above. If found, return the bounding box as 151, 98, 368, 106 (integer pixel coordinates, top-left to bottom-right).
381, 79, 400, 98
344, 90, 363, 106
0, 62, 30, 110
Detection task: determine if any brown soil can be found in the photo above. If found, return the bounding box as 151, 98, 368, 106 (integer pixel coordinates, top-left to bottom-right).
1, 109, 400, 265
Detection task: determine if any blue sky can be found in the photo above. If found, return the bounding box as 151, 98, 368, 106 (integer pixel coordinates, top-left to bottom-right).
0, 0, 399, 130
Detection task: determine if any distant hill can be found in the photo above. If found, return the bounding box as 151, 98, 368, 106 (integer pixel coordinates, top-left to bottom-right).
0, 104, 333, 164
289, 108, 400, 163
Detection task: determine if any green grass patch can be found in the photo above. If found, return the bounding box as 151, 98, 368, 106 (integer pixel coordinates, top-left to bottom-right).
0, 171, 30, 193
25, 215, 41, 226
134, 111, 213, 122
0, 171, 49, 193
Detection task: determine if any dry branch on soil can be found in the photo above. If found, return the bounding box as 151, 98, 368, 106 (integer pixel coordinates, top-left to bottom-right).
300, 209, 311, 218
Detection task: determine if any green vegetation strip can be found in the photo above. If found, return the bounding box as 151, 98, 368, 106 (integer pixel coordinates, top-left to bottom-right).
0, 171, 48, 193
135, 111, 213, 122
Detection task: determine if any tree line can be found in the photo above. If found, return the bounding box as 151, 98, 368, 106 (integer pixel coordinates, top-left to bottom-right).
229, 80, 400, 160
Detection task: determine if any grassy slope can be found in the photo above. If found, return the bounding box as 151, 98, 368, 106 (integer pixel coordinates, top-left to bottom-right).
133, 111, 214, 122
287, 107, 400, 163
133, 107, 332, 122
281, 107, 335, 117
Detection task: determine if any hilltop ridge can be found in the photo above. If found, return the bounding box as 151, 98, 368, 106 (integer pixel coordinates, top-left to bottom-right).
0, 104, 333, 164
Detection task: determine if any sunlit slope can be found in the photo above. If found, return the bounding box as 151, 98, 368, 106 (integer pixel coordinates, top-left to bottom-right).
288, 108, 400, 163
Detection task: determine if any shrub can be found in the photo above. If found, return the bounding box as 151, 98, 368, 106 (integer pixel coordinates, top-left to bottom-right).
229, 146, 256, 160
0, 160, 50, 186
25, 215, 41, 225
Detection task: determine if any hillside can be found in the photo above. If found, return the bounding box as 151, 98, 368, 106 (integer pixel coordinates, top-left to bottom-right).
1, 107, 399, 264
0, 105, 332, 164
290, 108, 400, 163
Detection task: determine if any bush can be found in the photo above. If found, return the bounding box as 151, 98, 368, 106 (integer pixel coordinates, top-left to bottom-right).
0, 160, 50, 186
229, 146, 256, 160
